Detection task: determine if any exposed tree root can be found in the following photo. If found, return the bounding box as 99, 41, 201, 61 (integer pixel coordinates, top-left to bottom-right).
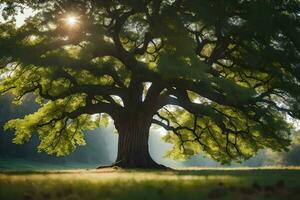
96, 160, 171, 170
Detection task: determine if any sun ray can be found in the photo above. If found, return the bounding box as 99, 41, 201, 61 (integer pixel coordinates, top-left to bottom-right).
64, 15, 79, 27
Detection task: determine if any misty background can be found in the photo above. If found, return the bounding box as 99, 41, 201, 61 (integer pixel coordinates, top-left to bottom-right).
1, 95, 300, 170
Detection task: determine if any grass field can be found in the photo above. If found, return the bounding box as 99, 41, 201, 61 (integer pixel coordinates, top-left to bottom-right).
0, 158, 99, 171
1, 168, 300, 200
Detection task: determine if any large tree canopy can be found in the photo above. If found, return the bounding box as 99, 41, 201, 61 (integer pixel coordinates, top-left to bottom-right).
0, 0, 299, 168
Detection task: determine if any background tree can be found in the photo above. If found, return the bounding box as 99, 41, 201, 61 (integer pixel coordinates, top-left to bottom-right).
0, 0, 299, 168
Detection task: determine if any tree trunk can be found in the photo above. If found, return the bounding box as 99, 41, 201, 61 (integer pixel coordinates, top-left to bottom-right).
112, 117, 165, 169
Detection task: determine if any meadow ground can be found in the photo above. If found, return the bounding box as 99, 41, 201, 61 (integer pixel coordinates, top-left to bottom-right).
1, 167, 300, 200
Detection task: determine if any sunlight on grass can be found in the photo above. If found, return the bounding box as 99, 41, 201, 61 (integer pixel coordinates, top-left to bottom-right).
1, 168, 300, 200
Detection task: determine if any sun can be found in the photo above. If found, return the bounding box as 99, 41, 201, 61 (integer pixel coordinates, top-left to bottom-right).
64, 15, 79, 27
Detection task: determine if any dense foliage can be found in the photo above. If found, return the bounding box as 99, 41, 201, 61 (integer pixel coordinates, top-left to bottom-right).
0, 95, 114, 165
0, 0, 299, 165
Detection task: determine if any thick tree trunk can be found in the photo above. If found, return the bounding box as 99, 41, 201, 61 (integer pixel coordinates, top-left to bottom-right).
112, 117, 165, 169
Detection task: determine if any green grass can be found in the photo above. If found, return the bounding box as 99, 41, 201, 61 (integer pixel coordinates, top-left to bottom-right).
1, 168, 300, 200
0, 158, 99, 171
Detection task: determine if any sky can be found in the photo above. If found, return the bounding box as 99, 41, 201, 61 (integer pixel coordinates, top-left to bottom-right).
0, 4, 35, 27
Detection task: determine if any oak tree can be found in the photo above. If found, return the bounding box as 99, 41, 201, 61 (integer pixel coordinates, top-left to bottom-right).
0, 0, 299, 168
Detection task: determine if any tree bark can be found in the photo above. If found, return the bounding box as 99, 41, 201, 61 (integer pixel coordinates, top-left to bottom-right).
112, 117, 166, 169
